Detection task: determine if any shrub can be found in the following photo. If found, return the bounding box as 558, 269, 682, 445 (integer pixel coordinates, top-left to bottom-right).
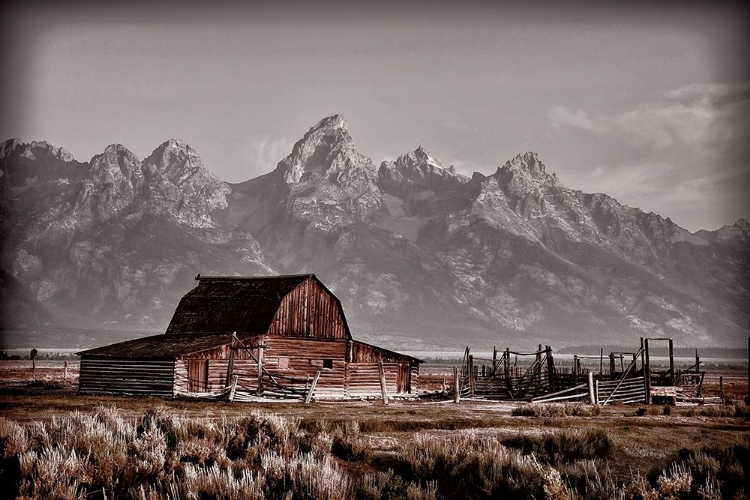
402, 430, 574, 499
512, 403, 600, 418
502, 428, 613, 465
0, 418, 28, 458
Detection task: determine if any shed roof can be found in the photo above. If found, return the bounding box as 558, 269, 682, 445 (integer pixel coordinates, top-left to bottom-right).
77, 333, 256, 358
165, 274, 313, 335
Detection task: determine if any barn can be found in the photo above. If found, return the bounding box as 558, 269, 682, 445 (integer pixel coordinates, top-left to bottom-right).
77, 274, 421, 400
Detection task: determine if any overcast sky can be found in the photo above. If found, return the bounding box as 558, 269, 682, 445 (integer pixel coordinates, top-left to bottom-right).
1, 0, 748, 231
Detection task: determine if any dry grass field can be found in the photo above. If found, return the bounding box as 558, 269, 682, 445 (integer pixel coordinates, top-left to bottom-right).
0, 360, 748, 499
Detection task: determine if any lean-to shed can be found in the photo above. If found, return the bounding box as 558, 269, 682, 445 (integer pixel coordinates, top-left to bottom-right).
78, 274, 421, 399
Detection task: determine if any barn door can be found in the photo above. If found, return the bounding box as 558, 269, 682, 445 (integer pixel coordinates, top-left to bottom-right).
188, 360, 208, 392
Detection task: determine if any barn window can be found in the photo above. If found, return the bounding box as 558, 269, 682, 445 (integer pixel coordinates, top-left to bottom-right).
323, 359, 333, 369
278, 356, 289, 369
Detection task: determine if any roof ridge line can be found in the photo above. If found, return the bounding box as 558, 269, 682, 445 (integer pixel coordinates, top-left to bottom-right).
196, 273, 315, 280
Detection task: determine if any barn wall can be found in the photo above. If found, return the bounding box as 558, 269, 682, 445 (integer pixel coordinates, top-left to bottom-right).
79, 357, 175, 397
175, 340, 262, 395
261, 336, 347, 397
267, 277, 348, 339
350, 340, 415, 364
259, 337, 417, 398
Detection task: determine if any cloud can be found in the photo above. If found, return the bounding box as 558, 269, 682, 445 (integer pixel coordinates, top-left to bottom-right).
547, 106, 603, 134
241, 134, 294, 175
549, 81, 750, 230
614, 102, 716, 150
663, 82, 750, 106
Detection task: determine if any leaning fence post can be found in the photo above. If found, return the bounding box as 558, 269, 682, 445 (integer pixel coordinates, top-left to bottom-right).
305, 371, 321, 404
587, 372, 595, 404
453, 366, 460, 403
378, 361, 389, 405
228, 374, 238, 402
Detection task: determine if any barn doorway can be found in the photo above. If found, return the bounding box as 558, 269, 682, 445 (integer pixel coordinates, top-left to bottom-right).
188, 359, 208, 392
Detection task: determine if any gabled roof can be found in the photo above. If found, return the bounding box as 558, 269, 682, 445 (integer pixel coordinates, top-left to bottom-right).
77, 333, 257, 358
165, 274, 321, 335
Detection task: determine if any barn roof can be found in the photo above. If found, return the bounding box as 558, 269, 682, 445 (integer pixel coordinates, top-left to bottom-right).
77, 333, 255, 358
165, 274, 352, 336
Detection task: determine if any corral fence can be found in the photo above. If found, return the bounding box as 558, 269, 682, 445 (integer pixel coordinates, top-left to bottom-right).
459, 337, 707, 405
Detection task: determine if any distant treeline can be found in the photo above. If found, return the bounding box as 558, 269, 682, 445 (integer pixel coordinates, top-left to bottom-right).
557, 345, 748, 359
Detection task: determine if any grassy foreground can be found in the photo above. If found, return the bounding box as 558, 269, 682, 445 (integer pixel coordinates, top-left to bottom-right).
0, 397, 748, 500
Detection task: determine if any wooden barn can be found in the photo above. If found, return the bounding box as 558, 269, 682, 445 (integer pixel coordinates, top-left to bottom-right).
78, 274, 421, 400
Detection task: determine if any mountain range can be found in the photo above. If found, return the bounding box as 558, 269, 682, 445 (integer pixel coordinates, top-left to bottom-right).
1, 115, 748, 350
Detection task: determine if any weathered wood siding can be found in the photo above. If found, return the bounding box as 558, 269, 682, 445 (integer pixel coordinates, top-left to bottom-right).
79, 357, 174, 397
350, 340, 414, 364
174, 341, 260, 395
261, 337, 347, 397
267, 277, 348, 339
255, 337, 417, 397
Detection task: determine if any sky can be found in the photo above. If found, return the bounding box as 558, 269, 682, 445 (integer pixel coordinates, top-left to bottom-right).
1, 0, 748, 231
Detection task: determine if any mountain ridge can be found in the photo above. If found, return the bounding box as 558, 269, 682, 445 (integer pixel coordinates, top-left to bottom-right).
1, 116, 748, 349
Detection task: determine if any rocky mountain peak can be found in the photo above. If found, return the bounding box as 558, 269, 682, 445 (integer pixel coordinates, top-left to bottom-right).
0, 139, 76, 163
277, 114, 364, 184
502, 152, 546, 179
90, 144, 141, 185
141, 140, 230, 227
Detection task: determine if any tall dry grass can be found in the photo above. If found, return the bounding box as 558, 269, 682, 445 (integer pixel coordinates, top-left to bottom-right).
0, 406, 747, 499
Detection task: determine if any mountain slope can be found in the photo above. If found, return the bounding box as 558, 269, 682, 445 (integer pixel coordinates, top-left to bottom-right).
1, 116, 747, 348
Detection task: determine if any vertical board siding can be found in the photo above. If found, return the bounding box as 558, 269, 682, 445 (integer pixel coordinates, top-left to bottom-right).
268, 277, 348, 339
79, 357, 175, 397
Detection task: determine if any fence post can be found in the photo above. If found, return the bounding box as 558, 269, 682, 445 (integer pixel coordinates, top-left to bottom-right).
492, 347, 497, 377
453, 367, 460, 403
468, 355, 475, 397
609, 352, 615, 377
640, 338, 645, 375
305, 371, 321, 404
228, 375, 238, 402
668, 338, 675, 386
545, 345, 554, 390
588, 372, 595, 404
226, 332, 237, 387
64, 361, 68, 381
600, 348, 604, 376
255, 344, 264, 396
378, 361, 389, 405
594, 379, 600, 405
644, 339, 652, 404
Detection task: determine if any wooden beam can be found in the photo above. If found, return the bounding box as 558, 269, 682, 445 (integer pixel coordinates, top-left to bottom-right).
225, 332, 237, 387
378, 361, 389, 405
668, 338, 675, 387
256, 343, 264, 396
453, 366, 460, 403
228, 375, 238, 402
468, 355, 475, 397
588, 372, 595, 404
305, 371, 321, 404
644, 339, 652, 404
